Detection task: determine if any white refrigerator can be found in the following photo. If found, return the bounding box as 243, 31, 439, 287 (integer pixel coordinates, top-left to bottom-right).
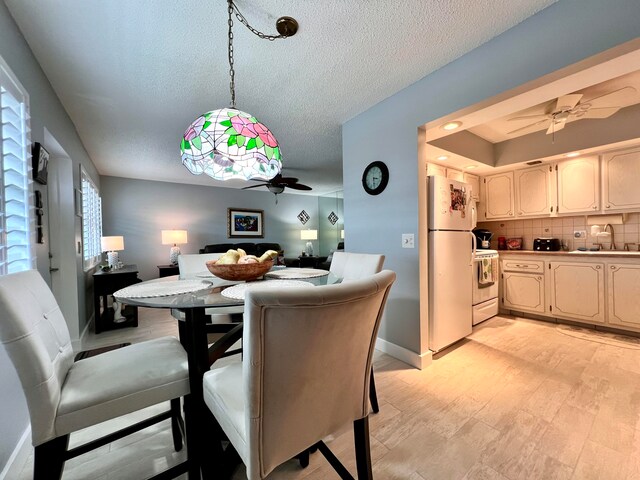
427, 175, 476, 352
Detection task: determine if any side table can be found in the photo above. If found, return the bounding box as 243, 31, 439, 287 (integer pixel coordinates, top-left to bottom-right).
298, 255, 321, 269
93, 265, 141, 333
158, 264, 180, 278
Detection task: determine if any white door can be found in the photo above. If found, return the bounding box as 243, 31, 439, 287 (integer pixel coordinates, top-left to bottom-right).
556, 156, 600, 214
428, 176, 473, 231
549, 261, 605, 323
502, 272, 545, 313
428, 230, 473, 352
602, 148, 640, 211
48, 156, 81, 341
608, 263, 640, 329
515, 165, 554, 217
484, 172, 515, 219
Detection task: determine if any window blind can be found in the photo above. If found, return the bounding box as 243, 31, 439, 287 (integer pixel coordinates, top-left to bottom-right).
0, 57, 34, 275
81, 169, 102, 270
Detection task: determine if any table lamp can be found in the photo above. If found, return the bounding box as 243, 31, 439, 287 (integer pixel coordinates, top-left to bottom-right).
300, 229, 317, 256
162, 230, 188, 265
340, 229, 344, 239
101, 236, 124, 269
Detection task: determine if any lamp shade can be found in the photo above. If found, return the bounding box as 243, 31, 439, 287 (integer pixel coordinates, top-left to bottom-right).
161, 230, 188, 245
181, 108, 282, 182
100, 236, 124, 252
300, 229, 318, 240
340, 229, 344, 239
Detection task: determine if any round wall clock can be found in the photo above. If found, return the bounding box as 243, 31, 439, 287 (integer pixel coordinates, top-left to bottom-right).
362, 161, 389, 195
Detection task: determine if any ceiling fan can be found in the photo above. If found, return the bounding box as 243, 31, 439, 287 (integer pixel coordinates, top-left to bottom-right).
507, 86, 637, 136
241, 173, 312, 196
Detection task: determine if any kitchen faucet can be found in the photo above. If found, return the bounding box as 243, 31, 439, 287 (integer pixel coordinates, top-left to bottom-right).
603, 224, 616, 250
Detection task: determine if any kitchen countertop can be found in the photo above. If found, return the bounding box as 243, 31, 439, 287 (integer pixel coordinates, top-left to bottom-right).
498, 249, 640, 258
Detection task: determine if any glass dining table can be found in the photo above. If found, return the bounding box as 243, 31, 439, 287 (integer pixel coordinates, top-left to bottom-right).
114, 270, 340, 479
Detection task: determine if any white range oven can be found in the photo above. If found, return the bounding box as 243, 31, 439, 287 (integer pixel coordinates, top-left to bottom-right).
472, 249, 499, 326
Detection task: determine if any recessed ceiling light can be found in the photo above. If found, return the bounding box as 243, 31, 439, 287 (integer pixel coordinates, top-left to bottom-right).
565, 151, 580, 157
441, 121, 462, 131
437, 155, 448, 161
465, 165, 477, 170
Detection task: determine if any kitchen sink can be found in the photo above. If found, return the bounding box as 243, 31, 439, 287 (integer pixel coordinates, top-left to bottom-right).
569, 250, 640, 255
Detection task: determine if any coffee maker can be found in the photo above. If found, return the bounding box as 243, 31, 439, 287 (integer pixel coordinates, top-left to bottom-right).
473, 228, 493, 249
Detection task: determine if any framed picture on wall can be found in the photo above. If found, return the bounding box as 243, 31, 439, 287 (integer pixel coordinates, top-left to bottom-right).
32, 142, 49, 185
227, 208, 264, 238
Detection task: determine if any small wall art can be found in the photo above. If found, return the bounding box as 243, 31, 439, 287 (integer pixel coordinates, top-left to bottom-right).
32, 142, 49, 185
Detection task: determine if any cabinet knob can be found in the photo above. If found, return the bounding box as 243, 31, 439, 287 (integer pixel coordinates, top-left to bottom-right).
519, 212, 523, 215
593, 205, 598, 210
508, 211, 513, 216
606, 205, 611, 209
596, 265, 601, 269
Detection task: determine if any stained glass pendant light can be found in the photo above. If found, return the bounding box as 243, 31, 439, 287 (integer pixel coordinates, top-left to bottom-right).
181, 1, 298, 182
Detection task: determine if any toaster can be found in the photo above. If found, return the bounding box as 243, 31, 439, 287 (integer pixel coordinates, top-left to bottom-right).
533, 237, 561, 251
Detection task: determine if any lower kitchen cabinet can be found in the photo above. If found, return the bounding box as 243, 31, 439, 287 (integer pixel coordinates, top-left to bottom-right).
608, 263, 640, 329
502, 271, 545, 313
549, 261, 606, 324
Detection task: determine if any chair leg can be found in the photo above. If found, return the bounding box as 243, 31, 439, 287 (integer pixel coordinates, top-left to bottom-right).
369, 368, 380, 414
297, 449, 310, 468
34, 434, 69, 480
354, 417, 373, 480
170, 398, 185, 452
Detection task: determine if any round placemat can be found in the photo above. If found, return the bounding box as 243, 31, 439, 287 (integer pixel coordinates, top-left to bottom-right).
264, 268, 329, 279
114, 280, 212, 298
221, 280, 313, 300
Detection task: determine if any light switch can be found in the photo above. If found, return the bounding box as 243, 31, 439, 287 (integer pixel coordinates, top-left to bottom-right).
402, 234, 415, 248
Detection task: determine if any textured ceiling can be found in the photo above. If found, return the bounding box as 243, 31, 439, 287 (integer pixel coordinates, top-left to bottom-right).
5, 0, 556, 195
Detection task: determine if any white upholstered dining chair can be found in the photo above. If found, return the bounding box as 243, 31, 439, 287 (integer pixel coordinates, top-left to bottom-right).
0, 270, 190, 479
330, 251, 386, 413
203, 270, 396, 479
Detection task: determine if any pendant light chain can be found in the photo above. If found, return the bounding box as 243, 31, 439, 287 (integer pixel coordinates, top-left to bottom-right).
227, 0, 293, 108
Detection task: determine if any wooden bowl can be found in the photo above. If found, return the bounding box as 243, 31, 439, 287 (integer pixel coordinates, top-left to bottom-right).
205, 260, 273, 281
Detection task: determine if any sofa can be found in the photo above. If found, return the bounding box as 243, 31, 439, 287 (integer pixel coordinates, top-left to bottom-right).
199, 242, 286, 264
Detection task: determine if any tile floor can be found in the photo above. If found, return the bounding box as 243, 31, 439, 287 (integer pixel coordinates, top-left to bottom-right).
15, 310, 640, 479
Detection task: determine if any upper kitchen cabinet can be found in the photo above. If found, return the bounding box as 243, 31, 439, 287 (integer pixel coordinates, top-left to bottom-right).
483, 172, 514, 219
446, 168, 464, 182
463, 173, 480, 202
602, 147, 640, 211
426, 163, 447, 177
556, 156, 600, 214
514, 165, 555, 217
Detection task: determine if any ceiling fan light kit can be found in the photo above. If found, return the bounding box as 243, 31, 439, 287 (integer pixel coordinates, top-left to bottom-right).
180, 0, 297, 182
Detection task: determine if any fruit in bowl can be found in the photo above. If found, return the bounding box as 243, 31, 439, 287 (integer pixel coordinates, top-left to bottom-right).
206, 249, 278, 281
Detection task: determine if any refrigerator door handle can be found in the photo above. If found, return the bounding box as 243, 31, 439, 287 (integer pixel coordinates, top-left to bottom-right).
470, 231, 476, 266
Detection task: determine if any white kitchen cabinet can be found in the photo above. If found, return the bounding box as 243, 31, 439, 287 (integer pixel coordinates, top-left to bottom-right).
446, 168, 464, 182
602, 148, 640, 211
464, 173, 480, 202
426, 163, 447, 177
607, 263, 640, 329
556, 156, 600, 214
502, 271, 545, 313
483, 172, 515, 219
549, 261, 605, 324
514, 165, 554, 217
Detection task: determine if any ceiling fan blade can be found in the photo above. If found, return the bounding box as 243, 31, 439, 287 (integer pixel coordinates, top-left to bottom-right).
277, 176, 300, 185
554, 94, 583, 112
578, 106, 620, 119
508, 114, 548, 122
584, 86, 637, 109
286, 183, 312, 191
506, 119, 549, 135
546, 118, 567, 135
241, 184, 269, 190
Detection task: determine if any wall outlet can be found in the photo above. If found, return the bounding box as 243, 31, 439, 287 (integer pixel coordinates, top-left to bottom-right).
402, 234, 415, 248
574, 230, 586, 238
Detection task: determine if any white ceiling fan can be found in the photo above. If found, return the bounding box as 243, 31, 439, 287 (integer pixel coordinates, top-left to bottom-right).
507, 86, 637, 136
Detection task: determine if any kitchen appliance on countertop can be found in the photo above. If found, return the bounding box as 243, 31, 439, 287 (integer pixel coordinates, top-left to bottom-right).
533, 237, 561, 251
427, 175, 474, 353
473, 228, 493, 249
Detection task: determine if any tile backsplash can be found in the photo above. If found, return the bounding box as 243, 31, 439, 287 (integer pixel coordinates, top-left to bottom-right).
477, 212, 640, 251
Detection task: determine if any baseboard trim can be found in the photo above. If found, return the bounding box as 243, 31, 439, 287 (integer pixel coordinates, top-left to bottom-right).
375, 337, 432, 370
0, 426, 30, 480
